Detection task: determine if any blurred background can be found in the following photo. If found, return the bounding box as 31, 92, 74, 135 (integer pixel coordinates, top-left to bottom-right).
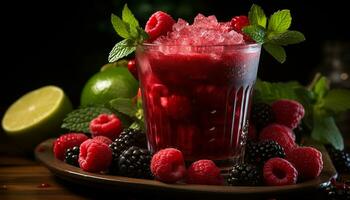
1, 0, 350, 111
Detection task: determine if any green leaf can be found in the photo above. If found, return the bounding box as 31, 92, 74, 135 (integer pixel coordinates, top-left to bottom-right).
248, 4, 267, 28
311, 114, 344, 150
122, 4, 139, 28
108, 39, 136, 62
312, 76, 329, 101
110, 98, 137, 117
137, 27, 149, 41
267, 9, 292, 32
242, 25, 266, 43
323, 89, 350, 114
268, 30, 305, 46
263, 43, 286, 63
111, 14, 130, 39
254, 79, 304, 103
61, 107, 113, 133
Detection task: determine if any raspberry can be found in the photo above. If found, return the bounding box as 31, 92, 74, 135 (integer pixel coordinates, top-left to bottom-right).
263, 158, 298, 186
187, 160, 223, 185
151, 148, 186, 183
127, 59, 138, 80
78, 139, 112, 172
287, 147, 323, 180
160, 95, 192, 120
145, 11, 175, 41
230, 15, 252, 41
89, 114, 123, 141
271, 99, 305, 129
259, 124, 296, 155
251, 102, 275, 130
53, 133, 88, 160
92, 136, 112, 145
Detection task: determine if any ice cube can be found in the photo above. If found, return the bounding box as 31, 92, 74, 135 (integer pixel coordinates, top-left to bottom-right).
152, 14, 245, 54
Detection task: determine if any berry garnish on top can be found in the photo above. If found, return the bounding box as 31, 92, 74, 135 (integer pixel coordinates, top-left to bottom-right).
230, 15, 252, 42
145, 11, 175, 41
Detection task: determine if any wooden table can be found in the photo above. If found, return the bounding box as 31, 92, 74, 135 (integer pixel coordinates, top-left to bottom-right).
1, 130, 349, 200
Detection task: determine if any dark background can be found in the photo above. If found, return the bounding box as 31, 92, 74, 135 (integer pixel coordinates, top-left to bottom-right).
2, 0, 350, 113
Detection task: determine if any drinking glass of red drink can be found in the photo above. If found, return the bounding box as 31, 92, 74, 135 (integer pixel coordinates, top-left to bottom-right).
136, 14, 261, 166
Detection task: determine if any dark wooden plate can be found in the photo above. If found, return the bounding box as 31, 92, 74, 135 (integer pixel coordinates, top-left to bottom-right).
35, 138, 337, 199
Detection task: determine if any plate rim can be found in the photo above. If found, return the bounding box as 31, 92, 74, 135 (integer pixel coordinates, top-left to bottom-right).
35, 138, 337, 196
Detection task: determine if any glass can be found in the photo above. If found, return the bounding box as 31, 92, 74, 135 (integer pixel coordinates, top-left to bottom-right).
136, 43, 261, 166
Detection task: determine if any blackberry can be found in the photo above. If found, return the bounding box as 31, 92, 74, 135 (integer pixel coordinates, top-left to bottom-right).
323, 179, 350, 200
251, 103, 275, 130
246, 140, 285, 166
118, 146, 153, 179
109, 128, 147, 173
64, 146, 79, 167
227, 163, 262, 186
326, 146, 350, 173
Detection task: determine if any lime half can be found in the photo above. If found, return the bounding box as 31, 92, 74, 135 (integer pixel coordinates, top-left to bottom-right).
2, 85, 73, 151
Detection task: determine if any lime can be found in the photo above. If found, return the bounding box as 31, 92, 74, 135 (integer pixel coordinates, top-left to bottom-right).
2, 86, 73, 151
100, 60, 128, 72
80, 67, 138, 107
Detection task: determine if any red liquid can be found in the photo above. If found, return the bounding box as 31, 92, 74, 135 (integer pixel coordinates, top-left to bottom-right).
136, 45, 261, 162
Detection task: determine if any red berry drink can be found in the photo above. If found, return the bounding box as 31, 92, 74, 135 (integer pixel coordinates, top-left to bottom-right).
136, 14, 261, 165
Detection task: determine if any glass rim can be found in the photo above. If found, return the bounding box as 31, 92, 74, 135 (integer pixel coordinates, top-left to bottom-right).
139, 42, 261, 49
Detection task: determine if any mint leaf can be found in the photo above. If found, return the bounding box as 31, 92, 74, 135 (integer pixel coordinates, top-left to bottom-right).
311, 114, 344, 150
242, 25, 266, 43
269, 30, 305, 45
248, 4, 267, 28
61, 107, 113, 133
137, 27, 149, 41
122, 4, 139, 28
111, 14, 130, 39
254, 79, 304, 103
267, 10, 292, 32
323, 89, 350, 114
110, 98, 137, 117
122, 4, 140, 39
263, 43, 286, 63
312, 76, 329, 101
108, 39, 136, 62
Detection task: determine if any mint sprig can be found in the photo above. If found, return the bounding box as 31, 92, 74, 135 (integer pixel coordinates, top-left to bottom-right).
243, 4, 305, 63
108, 4, 148, 63
254, 73, 350, 150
